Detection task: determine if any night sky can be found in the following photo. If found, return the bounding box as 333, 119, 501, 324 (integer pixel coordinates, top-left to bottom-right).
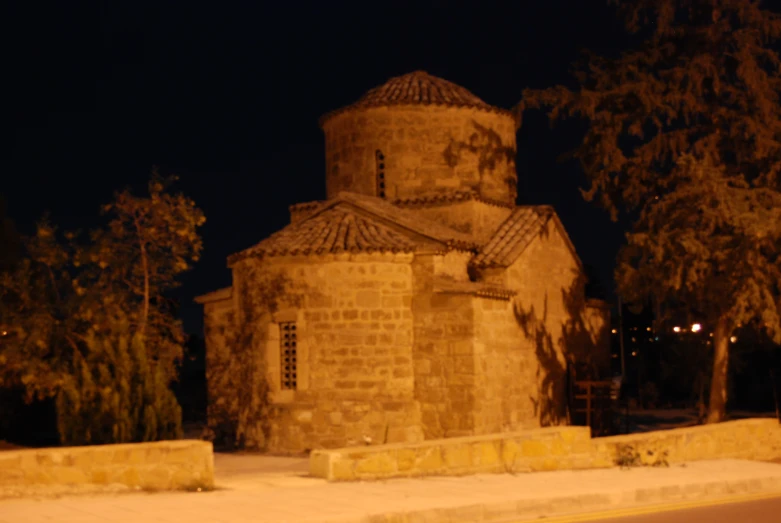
8, 1, 630, 335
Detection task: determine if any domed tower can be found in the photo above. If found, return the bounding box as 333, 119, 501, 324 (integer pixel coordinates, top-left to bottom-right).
319, 72, 519, 237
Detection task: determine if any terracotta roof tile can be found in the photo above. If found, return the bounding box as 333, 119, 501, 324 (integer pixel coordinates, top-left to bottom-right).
229, 192, 479, 265
320, 71, 516, 126
470, 206, 555, 268
230, 207, 419, 263
333, 192, 477, 249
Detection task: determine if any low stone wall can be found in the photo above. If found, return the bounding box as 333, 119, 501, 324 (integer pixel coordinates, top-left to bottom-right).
0, 439, 214, 491
310, 418, 781, 481
594, 418, 781, 466
310, 426, 606, 481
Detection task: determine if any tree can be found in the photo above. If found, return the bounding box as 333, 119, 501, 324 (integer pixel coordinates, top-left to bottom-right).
0, 171, 205, 444
522, 0, 781, 422
0, 220, 74, 401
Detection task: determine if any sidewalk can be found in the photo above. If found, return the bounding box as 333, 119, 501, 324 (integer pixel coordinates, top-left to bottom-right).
2, 459, 781, 523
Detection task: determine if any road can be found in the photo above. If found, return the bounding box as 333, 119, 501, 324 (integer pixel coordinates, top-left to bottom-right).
571, 495, 781, 523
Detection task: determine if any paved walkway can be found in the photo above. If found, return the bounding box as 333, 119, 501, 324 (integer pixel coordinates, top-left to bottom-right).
2, 459, 781, 522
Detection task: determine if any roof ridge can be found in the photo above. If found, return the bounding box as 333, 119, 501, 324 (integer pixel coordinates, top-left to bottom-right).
228, 193, 480, 265
470, 206, 554, 269
392, 190, 516, 209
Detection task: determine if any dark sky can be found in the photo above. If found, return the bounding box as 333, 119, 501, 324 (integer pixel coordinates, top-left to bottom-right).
7, 1, 629, 335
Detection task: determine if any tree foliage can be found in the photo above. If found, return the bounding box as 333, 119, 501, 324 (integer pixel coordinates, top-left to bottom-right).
0, 171, 204, 444
205, 263, 300, 450
522, 0, 781, 422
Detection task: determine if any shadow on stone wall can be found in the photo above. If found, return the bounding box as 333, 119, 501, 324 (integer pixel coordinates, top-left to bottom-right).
513, 269, 607, 427
442, 121, 517, 198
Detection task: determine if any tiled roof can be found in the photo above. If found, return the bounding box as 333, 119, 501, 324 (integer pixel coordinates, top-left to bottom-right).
230, 207, 420, 261
290, 190, 516, 223
320, 71, 515, 126
229, 192, 479, 265
332, 192, 478, 249
470, 206, 556, 269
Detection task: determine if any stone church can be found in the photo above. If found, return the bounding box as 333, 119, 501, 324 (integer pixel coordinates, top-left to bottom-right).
196, 71, 610, 453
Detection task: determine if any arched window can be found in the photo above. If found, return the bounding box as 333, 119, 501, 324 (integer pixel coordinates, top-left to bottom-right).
375, 150, 386, 198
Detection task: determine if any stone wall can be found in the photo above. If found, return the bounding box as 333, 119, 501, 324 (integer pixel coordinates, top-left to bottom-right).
594, 418, 781, 465
0, 440, 214, 491
222, 253, 424, 453
502, 218, 594, 425
411, 253, 479, 439
322, 106, 518, 204
310, 426, 597, 481
472, 296, 538, 435
310, 418, 781, 481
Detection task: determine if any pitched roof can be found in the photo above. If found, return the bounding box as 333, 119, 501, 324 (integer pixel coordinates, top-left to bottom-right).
229, 192, 478, 265
470, 206, 582, 269
320, 71, 516, 126
194, 287, 232, 305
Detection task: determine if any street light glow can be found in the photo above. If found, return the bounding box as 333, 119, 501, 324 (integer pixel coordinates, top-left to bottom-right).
691, 323, 702, 333
673, 326, 681, 333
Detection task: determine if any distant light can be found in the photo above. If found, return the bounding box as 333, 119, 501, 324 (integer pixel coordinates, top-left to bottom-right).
611, 329, 617, 334
1, 330, 6, 336
631, 351, 637, 356
646, 327, 652, 332
612, 354, 618, 358
673, 326, 681, 333
631, 337, 636, 343
730, 336, 738, 343
654, 337, 659, 341
691, 323, 702, 333
709, 333, 713, 337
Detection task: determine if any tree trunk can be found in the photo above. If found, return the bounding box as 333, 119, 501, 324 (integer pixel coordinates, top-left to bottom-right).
140, 241, 149, 336
706, 317, 731, 424
134, 217, 149, 337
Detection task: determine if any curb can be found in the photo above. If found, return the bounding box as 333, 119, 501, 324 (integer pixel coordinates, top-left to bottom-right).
331, 475, 781, 523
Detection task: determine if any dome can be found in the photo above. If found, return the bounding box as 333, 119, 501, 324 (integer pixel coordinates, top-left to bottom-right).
319, 71, 514, 126
319, 71, 519, 207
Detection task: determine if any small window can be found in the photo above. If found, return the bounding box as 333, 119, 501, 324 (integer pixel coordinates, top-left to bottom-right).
375, 150, 386, 199
280, 322, 297, 390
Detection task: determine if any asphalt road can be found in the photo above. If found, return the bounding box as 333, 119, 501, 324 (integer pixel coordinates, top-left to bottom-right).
587, 496, 781, 523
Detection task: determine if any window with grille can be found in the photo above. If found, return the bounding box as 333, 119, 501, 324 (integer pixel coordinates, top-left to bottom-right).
376, 150, 386, 198
279, 322, 297, 390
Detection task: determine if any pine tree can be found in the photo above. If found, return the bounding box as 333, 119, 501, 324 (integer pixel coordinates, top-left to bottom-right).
523, 0, 781, 422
